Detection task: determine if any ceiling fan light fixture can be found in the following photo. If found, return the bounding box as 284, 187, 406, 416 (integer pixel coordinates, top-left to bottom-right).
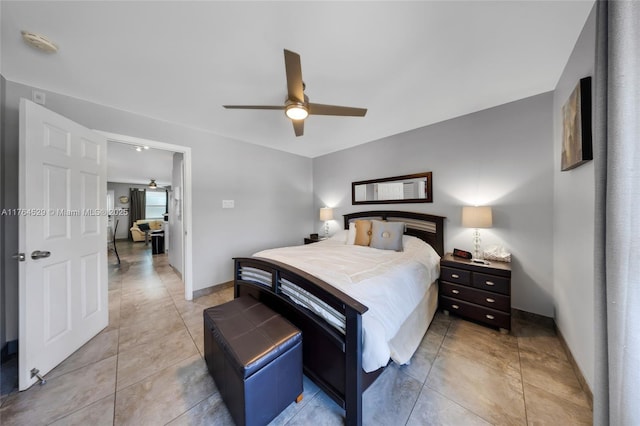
224, 50, 366, 136
285, 103, 308, 120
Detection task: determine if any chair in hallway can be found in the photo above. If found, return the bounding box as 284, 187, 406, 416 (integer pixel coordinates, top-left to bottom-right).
108, 219, 120, 264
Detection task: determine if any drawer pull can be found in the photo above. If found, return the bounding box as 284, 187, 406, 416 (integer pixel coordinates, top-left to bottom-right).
451, 274, 460, 279
486, 298, 495, 303
452, 304, 460, 310
451, 289, 460, 294
485, 281, 495, 286
486, 314, 495, 320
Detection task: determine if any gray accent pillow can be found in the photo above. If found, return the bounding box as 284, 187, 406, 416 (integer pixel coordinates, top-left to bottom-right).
370, 220, 405, 251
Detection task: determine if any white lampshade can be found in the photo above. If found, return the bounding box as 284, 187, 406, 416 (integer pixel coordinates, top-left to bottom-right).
319, 207, 334, 221
462, 206, 492, 228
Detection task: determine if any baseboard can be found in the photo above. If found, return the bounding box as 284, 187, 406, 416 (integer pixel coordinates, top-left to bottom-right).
192, 281, 233, 299
554, 323, 593, 409
1, 340, 18, 363
511, 309, 592, 408
511, 308, 555, 329
169, 265, 182, 280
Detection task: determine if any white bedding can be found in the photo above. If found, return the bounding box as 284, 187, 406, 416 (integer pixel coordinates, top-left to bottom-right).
253, 233, 440, 372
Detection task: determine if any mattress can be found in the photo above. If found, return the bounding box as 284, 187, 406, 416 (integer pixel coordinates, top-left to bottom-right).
252, 232, 441, 372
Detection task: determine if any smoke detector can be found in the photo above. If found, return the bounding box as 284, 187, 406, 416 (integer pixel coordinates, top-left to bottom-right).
21, 31, 58, 53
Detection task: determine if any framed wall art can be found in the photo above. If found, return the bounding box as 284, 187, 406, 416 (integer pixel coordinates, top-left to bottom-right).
561, 76, 592, 171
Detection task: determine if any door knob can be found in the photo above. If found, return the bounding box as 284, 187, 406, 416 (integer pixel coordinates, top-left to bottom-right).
12, 253, 25, 261
31, 250, 51, 260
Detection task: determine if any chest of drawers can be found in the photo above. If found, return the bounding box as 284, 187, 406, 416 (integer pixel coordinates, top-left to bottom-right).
439, 253, 512, 333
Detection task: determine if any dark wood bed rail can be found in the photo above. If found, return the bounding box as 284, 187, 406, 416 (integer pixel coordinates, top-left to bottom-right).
234, 256, 371, 425
234, 210, 446, 425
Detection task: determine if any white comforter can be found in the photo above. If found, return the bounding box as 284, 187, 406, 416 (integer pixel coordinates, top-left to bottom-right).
253, 234, 440, 372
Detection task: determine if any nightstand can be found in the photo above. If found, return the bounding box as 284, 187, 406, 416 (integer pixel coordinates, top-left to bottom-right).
439, 253, 512, 333
304, 236, 325, 244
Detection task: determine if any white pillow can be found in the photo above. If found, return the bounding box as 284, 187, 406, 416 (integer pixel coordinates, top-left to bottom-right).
329, 229, 349, 242
346, 222, 356, 245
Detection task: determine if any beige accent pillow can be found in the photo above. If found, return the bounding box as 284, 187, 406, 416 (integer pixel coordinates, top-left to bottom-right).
354, 220, 373, 246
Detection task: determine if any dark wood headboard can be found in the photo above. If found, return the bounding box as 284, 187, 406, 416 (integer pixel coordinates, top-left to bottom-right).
343, 210, 446, 256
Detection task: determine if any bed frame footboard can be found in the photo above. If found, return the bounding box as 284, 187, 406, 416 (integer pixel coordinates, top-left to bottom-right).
234, 257, 377, 426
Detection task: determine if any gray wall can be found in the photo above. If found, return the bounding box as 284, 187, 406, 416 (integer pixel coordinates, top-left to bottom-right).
553, 6, 596, 389
2, 79, 314, 342
313, 92, 555, 317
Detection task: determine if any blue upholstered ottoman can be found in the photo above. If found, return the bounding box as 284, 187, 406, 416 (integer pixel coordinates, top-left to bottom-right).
204, 296, 303, 426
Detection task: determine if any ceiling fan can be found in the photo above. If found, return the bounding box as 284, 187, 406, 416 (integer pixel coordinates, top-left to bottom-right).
223, 49, 367, 137
147, 179, 171, 190
148, 179, 169, 189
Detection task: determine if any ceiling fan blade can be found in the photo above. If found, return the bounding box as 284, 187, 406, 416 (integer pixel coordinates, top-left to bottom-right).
308, 103, 367, 117
223, 105, 285, 110
284, 49, 304, 103
292, 119, 304, 137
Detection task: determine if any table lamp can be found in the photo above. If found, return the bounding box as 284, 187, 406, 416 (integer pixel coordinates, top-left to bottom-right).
461, 206, 492, 261
320, 207, 333, 239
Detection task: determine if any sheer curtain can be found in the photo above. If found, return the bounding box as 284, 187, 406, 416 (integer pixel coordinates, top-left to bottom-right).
594, 1, 640, 424
128, 189, 145, 240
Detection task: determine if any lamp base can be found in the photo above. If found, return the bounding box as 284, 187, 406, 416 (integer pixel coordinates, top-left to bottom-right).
472, 228, 482, 260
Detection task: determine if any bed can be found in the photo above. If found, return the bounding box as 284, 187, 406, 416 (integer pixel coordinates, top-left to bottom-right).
234, 210, 445, 426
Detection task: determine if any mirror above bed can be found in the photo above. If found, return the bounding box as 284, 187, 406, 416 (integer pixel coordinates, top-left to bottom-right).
352, 172, 433, 205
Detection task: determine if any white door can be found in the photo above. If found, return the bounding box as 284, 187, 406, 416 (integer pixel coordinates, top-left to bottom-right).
18, 99, 108, 390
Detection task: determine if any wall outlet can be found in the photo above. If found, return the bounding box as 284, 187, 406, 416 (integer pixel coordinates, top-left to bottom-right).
222, 200, 234, 209
32, 90, 46, 105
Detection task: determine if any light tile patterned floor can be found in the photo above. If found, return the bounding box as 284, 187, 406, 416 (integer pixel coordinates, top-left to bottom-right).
0, 242, 592, 425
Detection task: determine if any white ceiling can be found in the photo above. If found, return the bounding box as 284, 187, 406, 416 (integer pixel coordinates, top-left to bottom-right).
106, 141, 174, 187
1, 1, 594, 158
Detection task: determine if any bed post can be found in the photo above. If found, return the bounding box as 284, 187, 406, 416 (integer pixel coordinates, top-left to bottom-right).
344, 308, 363, 426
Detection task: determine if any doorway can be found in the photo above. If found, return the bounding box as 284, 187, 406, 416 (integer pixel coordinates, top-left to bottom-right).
98, 131, 193, 301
